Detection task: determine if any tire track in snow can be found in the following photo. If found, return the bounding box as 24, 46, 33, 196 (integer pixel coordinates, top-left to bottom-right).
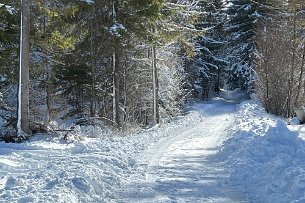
117, 102, 249, 203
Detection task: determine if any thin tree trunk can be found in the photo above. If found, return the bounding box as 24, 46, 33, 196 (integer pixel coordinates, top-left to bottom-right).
152, 27, 160, 124
90, 3, 97, 116
287, 12, 297, 117
296, 44, 305, 105
263, 25, 270, 111
122, 56, 128, 125
112, 0, 120, 128
113, 50, 120, 128
17, 0, 31, 136
45, 55, 51, 121
89, 30, 96, 116
43, 0, 51, 122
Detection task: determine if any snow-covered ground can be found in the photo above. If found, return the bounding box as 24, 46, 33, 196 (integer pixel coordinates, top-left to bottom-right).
1, 90, 305, 202
220, 100, 305, 203
0, 104, 205, 202
116, 98, 246, 203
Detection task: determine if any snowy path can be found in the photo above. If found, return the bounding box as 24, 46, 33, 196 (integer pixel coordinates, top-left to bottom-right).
117, 100, 248, 203
3, 95, 305, 202
0, 96, 255, 202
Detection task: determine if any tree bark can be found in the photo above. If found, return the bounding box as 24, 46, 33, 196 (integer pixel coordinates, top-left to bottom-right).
90, 3, 97, 116
112, 0, 121, 129
287, 11, 297, 117
295, 43, 305, 105
43, 0, 52, 122
17, 0, 31, 136
113, 49, 120, 128
152, 28, 160, 124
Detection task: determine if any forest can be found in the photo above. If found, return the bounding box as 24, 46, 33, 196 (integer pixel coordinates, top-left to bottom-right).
1, 0, 305, 139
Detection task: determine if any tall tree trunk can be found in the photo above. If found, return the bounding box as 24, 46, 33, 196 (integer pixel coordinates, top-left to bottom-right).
287, 12, 297, 117
113, 49, 120, 128
152, 27, 160, 124
296, 43, 305, 105
122, 57, 128, 125
112, 0, 120, 128
89, 31, 95, 116
263, 25, 270, 112
90, 3, 97, 116
45, 54, 51, 121
17, 0, 31, 136
43, 0, 51, 122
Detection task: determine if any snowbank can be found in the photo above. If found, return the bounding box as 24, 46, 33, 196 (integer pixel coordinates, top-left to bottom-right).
220, 101, 305, 203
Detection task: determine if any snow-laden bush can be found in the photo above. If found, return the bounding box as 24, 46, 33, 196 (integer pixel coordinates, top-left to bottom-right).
158, 46, 184, 121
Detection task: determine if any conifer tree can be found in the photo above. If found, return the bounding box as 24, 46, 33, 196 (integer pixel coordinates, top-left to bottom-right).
187, 0, 226, 99
0, 1, 19, 85
224, 0, 267, 91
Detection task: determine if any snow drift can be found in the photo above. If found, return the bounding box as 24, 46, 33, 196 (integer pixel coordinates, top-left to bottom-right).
220, 101, 305, 203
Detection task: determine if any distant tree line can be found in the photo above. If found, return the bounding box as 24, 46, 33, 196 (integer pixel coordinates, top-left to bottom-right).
187, 0, 305, 117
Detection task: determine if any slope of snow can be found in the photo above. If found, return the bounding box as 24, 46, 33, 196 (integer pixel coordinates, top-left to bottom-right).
220, 100, 305, 203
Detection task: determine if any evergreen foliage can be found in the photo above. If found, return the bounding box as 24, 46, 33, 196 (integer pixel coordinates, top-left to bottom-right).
223, 0, 267, 91
0, 1, 19, 85
185, 0, 226, 100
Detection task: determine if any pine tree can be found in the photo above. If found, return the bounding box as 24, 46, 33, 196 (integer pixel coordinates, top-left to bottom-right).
224, 0, 267, 91
0, 1, 19, 85
31, 0, 77, 121
51, 0, 165, 127
186, 0, 227, 99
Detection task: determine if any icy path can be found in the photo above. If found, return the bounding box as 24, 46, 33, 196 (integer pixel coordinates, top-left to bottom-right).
117, 100, 247, 203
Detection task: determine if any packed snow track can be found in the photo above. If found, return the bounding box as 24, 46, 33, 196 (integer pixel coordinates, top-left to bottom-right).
0, 95, 250, 203
117, 99, 248, 202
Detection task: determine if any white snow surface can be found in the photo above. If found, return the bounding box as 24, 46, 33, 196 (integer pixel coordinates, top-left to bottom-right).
116, 98, 246, 202
220, 101, 305, 202
1, 91, 305, 202
0, 105, 205, 202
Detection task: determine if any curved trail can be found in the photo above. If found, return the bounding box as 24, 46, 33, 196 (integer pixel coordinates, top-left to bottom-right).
117, 100, 248, 203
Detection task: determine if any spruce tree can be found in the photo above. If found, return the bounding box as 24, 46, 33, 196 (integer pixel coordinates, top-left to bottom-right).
0, 1, 19, 85
223, 0, 267, 91
186, 0, 226, 99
